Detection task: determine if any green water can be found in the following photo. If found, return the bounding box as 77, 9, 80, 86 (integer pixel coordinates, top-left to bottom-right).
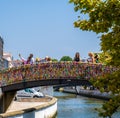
53, 91, 120, 118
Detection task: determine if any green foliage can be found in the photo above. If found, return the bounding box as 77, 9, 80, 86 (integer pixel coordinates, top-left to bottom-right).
52, 58, 58, 62
60, 56, 72, 61
98, 95, 120, 118
70, 0, 120, 117
98, 52, 112, 64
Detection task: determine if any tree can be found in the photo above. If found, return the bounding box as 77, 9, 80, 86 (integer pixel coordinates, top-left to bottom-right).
52, 58, 58, 62
95, 52, 112, 64
60, 56, 72, 61
69, 0, 120, 117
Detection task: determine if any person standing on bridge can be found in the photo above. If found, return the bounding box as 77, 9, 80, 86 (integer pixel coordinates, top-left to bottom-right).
87, 52, 95, 63
94, 53, 99, 63
74, 52, 81, 62
19, 53, 34, 65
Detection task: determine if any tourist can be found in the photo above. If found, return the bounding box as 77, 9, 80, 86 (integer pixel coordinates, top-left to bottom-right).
40, 56, 52, 63
19, 53, 34, 65
87, 52, 95, 63
35, 57, 40, 64
45, 56, 52, 62
74, 52, 80, 62
94, 53, 99, 63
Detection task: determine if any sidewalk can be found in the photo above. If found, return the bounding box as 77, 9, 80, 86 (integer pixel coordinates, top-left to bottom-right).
0, 96, 57, 118
7, 96, 52, 112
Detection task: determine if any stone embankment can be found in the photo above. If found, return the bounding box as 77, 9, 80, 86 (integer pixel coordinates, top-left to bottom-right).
0, 96, 57, 118
63, 87, 111, 100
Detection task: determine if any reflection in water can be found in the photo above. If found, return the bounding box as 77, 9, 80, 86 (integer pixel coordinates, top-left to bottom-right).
54, 91, 120, 118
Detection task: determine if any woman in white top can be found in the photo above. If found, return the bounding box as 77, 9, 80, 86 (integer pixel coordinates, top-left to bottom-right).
87, 52, 95, 63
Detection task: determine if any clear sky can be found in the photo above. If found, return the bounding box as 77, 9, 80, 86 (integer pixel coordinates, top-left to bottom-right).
0, 0, 101, 60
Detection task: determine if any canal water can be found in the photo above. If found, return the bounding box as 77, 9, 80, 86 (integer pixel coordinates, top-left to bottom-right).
53, 91, 120, 118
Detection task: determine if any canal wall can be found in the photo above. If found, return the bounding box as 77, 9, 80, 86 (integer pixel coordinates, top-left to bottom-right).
63, 87, 111, 100
38, 86, 53, 96
0, 96, 57, 118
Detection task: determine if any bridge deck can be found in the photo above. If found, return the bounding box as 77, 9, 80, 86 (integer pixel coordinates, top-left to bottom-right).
0, 62, 116, 92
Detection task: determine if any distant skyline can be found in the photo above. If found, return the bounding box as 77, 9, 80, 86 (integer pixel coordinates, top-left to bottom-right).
0, 0, 101, 60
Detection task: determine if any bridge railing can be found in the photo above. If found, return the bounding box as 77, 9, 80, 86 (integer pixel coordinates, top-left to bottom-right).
0, 62, 117, 87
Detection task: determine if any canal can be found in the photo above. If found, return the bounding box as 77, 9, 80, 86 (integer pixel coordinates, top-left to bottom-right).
53, 91, 120, 118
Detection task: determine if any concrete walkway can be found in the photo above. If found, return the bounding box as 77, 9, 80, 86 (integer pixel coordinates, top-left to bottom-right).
7, 101, 45, 113
0, 96, 57, 118
7, 96, 52, 112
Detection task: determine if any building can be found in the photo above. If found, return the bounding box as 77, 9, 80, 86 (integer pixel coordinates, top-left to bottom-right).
2, 58, 9, 69
3, 52, 13, 68
0, 36, 12, 69
0, 36, 4, 69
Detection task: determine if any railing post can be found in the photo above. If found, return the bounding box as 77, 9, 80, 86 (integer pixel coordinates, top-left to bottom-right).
0, 91, 16, 113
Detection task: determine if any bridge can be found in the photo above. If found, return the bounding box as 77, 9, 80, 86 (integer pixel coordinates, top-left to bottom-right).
0, 62, 116, 113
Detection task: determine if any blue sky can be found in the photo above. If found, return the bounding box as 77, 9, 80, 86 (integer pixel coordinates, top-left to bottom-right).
0, 0, 101, 60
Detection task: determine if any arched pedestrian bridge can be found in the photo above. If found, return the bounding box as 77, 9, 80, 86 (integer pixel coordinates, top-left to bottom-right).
0, 62, 116, 113
0, 62, 116, 91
